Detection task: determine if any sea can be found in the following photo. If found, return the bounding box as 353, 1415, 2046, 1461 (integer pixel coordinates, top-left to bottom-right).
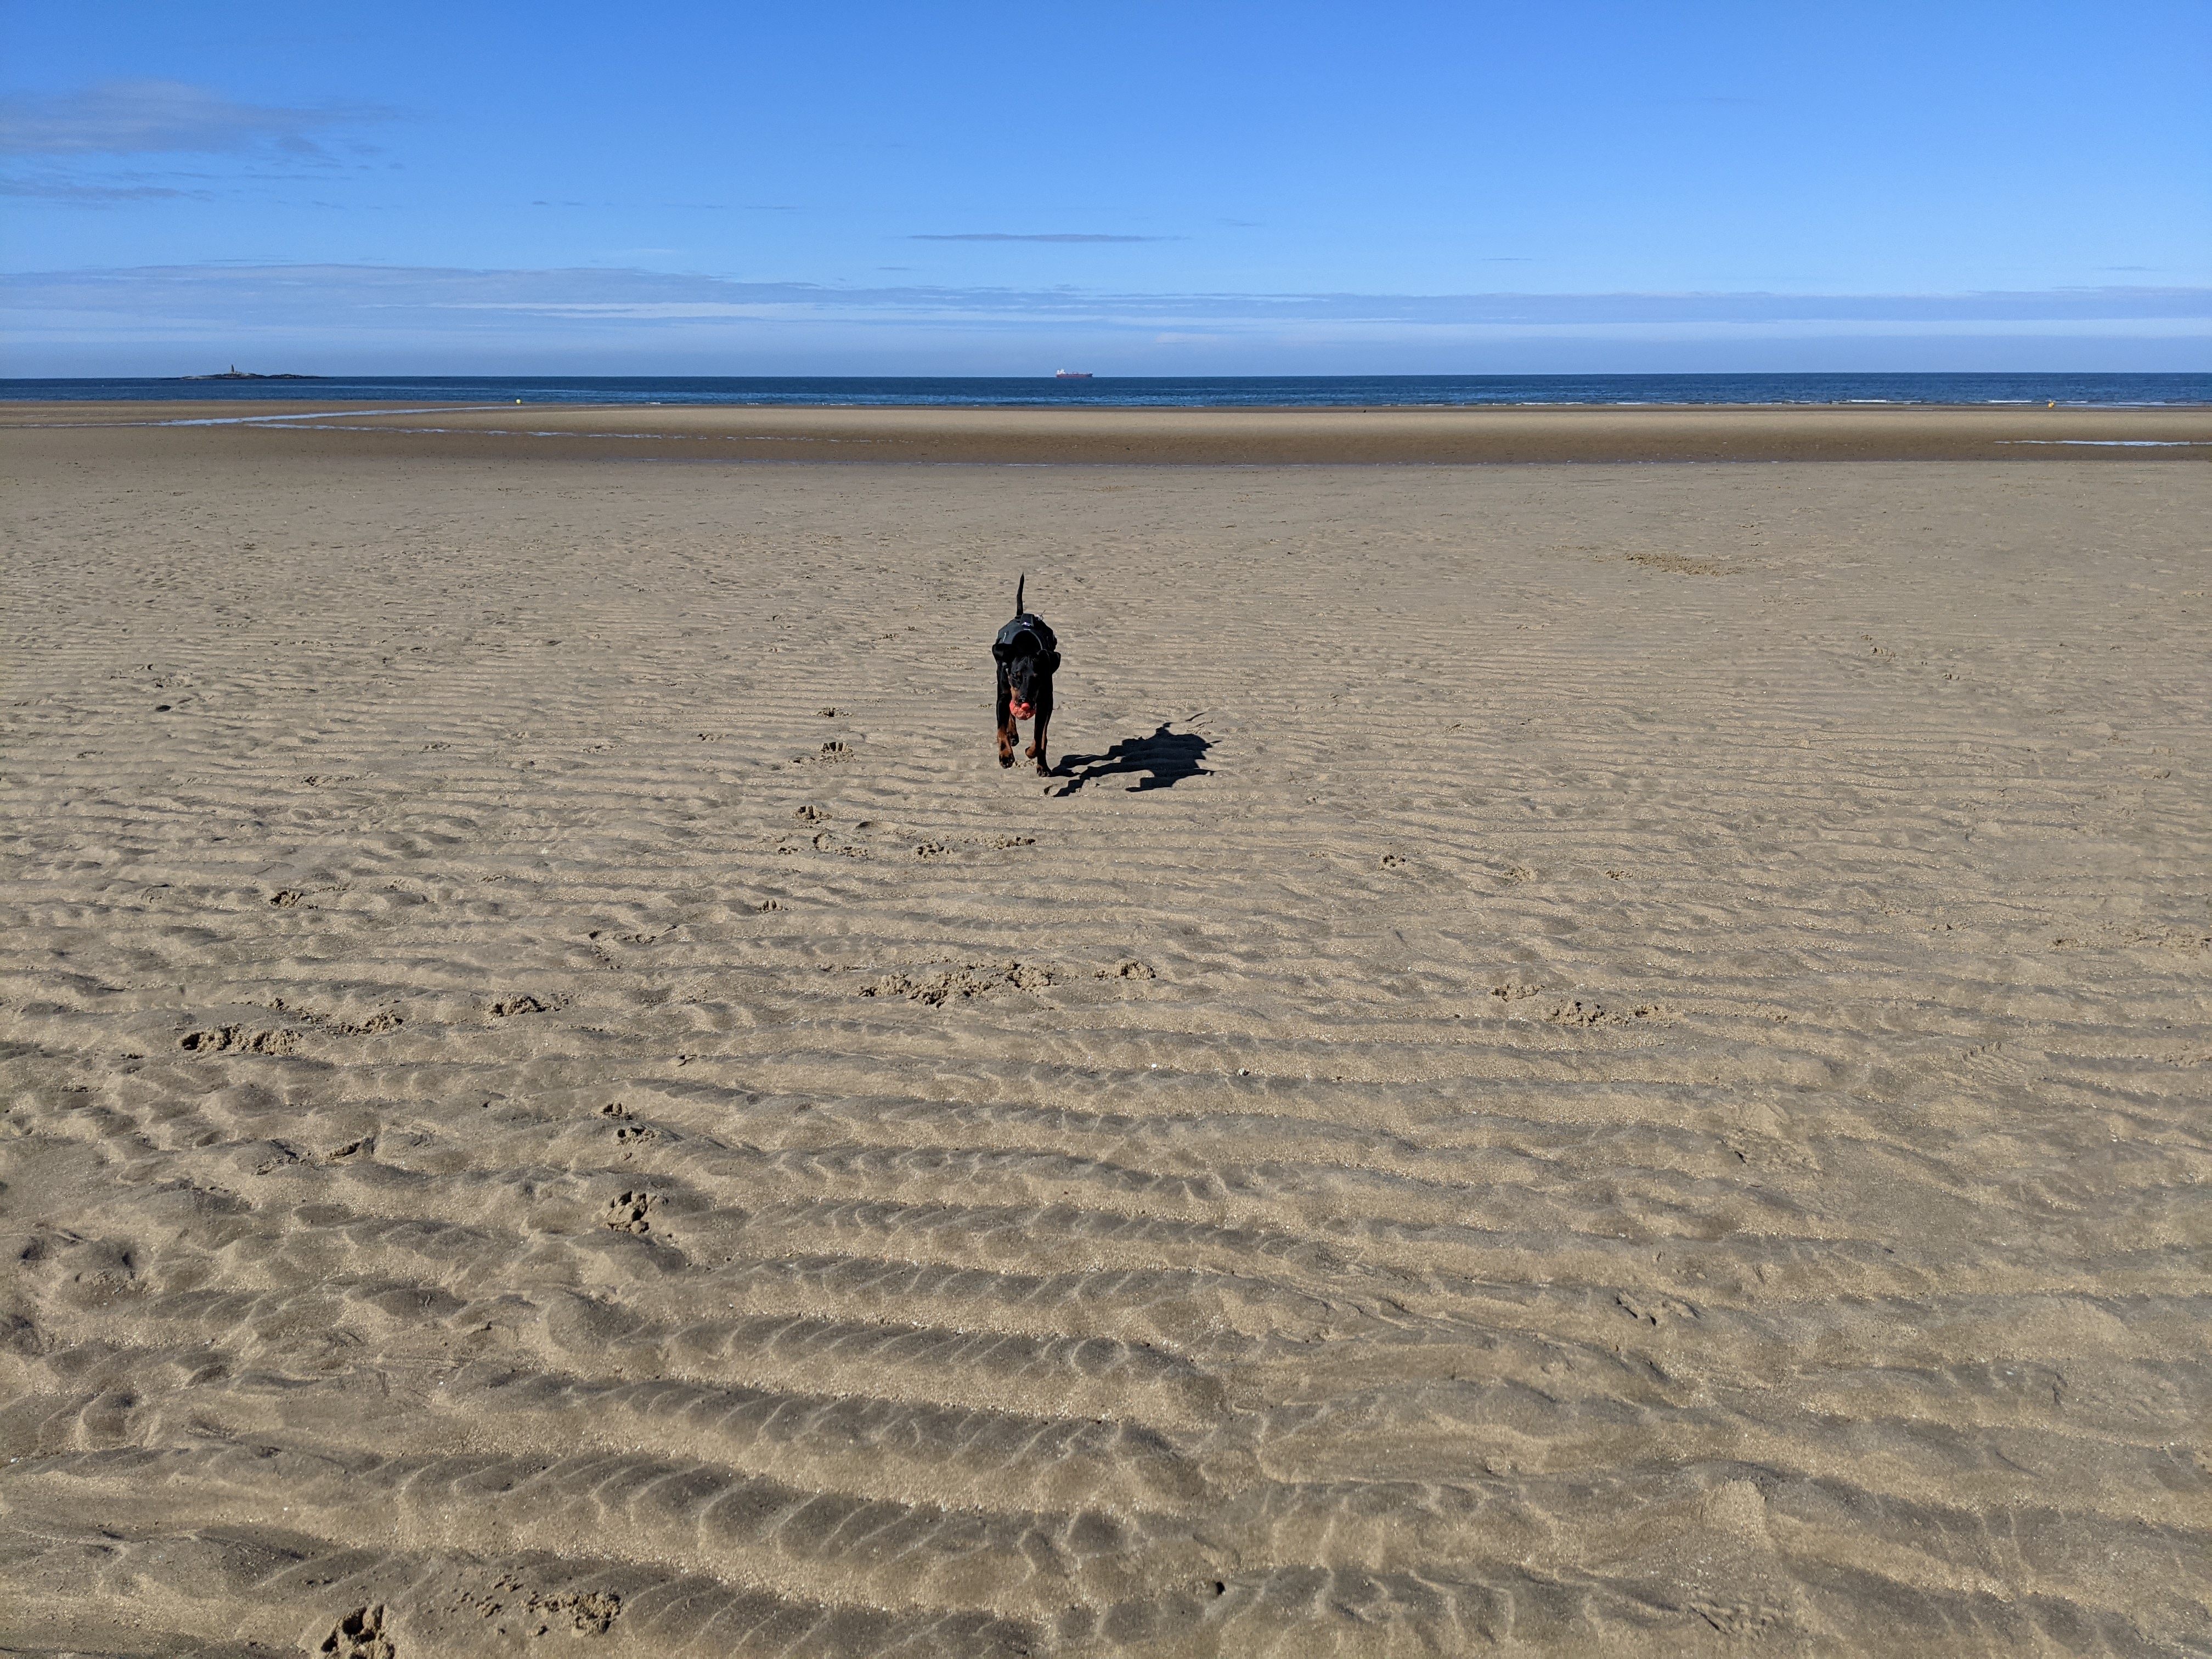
2, 372, 2206, 408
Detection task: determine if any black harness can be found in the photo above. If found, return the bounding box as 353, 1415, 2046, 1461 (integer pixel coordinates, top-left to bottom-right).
992, 613, 1060, 669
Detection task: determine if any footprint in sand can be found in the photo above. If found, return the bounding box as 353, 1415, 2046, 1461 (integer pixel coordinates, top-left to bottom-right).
1547, 998, 1664, 1028
319, 1605, 393, 1659
531, 1589, 623, 1634
178, 1024, 299, 1056
603, 1190, 654, 1233
863, 960, 1060, 1004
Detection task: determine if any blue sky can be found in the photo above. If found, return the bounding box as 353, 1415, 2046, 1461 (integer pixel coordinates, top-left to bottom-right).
2, 1, 2207, 375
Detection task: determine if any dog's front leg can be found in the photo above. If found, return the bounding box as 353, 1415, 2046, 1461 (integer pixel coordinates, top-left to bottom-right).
1026, 681, 1053, 775
995, 677, 1016, 768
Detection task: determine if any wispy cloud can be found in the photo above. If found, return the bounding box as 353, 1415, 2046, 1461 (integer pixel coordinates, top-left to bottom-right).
909, 232, 1180, 243
4, 263, 2203, 369
532, 200, 798, 211
0, 177, 213, 203
0, 79, 385, 157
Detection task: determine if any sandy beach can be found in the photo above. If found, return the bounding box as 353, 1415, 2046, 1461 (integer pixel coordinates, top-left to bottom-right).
2, 414, 2207, 1657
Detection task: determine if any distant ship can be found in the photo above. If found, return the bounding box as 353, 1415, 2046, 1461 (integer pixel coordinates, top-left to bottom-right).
1053, 370, 1094, 380
179, 364, 319, 381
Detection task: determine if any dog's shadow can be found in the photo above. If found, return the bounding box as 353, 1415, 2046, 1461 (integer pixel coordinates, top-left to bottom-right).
1054, 723, 1212, 795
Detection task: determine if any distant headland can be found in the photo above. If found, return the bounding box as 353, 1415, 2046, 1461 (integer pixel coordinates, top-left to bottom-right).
177, 365, 321, 381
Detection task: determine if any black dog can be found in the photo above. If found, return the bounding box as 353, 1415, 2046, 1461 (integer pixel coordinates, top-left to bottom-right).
992, 575, 1060, 774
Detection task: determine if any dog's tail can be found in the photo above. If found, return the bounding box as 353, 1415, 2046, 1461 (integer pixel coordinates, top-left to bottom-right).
1014, 573, 1026, 616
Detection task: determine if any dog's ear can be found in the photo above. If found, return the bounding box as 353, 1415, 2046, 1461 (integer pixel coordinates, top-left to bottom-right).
991, 640, 1011, 662
1044, 651, 1062, 674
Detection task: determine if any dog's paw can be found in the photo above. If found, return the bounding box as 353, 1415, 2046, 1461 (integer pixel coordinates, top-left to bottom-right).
998, 751, 1014, 769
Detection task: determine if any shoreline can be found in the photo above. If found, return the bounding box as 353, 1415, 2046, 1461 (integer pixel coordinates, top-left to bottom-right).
8, 397, 2210, 409
5, 399, 2211, 464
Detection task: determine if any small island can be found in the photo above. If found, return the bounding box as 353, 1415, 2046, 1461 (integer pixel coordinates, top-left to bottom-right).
178, 364, 321, 381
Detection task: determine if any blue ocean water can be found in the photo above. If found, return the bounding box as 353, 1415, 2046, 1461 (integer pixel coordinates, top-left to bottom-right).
2, 372, 2204, 408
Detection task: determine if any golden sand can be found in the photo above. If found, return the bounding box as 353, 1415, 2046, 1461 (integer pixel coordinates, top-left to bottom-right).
2, 419, 2207, 1656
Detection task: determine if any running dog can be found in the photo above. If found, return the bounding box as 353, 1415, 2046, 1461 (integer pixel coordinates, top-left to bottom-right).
992, 575, 1060, 774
